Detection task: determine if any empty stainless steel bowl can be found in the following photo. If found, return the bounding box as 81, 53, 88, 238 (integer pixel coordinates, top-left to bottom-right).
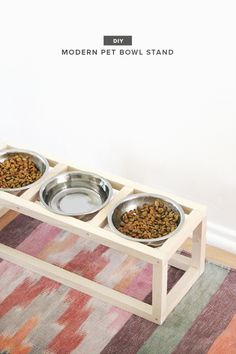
39, 171, 113, 216
108, 193, 185, 246
0, 148, 49, 192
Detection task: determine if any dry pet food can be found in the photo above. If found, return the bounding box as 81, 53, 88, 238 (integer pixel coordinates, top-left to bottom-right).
0, 154, 42, 189
118, 200, 180, 239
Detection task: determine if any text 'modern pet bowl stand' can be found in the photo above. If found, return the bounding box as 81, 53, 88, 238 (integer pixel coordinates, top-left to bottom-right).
0, 143, 206, 324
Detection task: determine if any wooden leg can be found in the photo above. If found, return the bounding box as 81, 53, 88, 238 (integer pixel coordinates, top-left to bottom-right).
152, 260, 168, 324
191, 216, 207, 272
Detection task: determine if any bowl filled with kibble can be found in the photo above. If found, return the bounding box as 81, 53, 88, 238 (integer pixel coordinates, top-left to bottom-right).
108, 193, 185, 246
0, 149, 49, 192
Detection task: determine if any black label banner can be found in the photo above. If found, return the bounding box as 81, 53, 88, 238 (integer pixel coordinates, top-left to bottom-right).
103, 36, 132, 46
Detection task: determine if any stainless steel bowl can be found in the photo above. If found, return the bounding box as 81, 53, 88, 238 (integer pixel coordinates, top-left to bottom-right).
108, 193, 185, 246
39, 171, 113, 216
0, 148, 49, 192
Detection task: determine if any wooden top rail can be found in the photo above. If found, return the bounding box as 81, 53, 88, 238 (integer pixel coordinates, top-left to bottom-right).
0, 141, 206, 265
5, 143, 207, 213
0, 190, 164, 263
89, 185, 134, 227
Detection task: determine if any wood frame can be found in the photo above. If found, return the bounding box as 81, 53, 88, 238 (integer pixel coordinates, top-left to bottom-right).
0, 143, 207, 324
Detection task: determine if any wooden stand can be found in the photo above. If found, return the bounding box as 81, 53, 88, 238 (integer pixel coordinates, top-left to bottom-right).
0, 143, 206, 324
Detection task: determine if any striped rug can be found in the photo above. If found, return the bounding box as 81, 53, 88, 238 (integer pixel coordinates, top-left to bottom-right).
0, 213, 235, 354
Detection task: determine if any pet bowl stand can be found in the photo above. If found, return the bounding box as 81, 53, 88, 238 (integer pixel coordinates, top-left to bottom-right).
0, 143, 206, 324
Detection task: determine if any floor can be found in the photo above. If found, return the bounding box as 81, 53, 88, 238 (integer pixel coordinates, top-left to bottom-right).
183, 238, 236, 269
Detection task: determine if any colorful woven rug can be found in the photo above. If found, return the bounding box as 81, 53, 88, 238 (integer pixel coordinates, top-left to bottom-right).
0, 213, 235, 354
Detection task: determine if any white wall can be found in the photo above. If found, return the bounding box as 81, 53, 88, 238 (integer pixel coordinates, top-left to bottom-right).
1, 1, 236, 249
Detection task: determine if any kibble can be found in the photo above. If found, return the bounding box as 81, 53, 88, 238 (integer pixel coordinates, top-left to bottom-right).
0, 154, 42, 189
118, 200, 180, 239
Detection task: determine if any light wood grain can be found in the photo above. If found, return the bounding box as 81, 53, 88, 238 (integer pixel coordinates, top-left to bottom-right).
152, 260, 168, 323
0, 142, 209, 324
0, 190, 162, 263
191, 217, 206, 271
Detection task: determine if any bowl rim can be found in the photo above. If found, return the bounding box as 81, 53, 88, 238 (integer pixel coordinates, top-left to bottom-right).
0, 148, 49, 192
107, 193, 185, 243
39, 170, 113, 216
